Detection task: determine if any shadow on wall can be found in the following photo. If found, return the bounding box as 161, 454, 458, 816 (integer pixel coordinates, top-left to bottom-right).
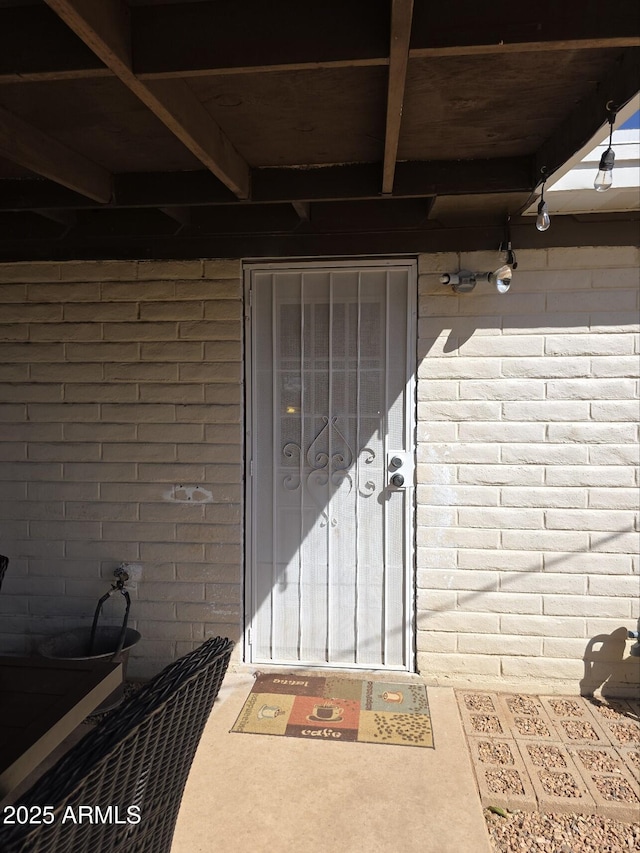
580, 626, 640, 698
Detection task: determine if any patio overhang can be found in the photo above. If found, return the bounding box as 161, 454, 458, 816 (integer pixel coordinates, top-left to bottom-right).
0, 0, 638, 261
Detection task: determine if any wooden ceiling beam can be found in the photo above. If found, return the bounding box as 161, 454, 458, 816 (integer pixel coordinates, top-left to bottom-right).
135, 0, 640, 77
0, 5, 108, 84
180, 198, 431, 234
409, 38, 640, 59
0, 181, 110, 212
43, 0, 250, 199
254, 158, 534, 202
2, 2, 638, 84
382, 0, 413, 195
132, 0, 388, 79
0, 157, 534, 213
0, 105, 112, 203
410, 0, 640, 57
0, 198, 458, 241
535, 48, 640, 182
1, 213, 637, 263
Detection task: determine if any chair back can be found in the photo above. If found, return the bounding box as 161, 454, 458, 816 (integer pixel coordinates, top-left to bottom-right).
0, 636, 234, 853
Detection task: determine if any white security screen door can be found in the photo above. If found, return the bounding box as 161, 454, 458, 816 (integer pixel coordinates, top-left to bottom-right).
246, 261, 416, 670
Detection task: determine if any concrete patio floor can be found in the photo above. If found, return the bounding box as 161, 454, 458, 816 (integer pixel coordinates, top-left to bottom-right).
171, 672, 492, 853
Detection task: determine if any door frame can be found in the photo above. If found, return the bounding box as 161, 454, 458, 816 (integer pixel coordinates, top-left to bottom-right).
243, 257, 418, 670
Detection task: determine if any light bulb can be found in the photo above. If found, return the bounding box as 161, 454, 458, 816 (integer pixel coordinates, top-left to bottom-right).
488, 265, 512, 294
594, 147, 615, 191
594, 170, 613, 191
536, 199, 550, 232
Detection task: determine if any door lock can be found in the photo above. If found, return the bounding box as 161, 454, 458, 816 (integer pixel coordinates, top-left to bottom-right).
387, 451, 411, 489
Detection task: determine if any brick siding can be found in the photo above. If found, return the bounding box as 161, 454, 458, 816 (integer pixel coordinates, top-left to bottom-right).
1, 249, 638, 691
0, 260, 243, 676
416, 247, 639, 693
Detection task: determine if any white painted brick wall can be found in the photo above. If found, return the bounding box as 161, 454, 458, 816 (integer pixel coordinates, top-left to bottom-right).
1, 248, 638, 692
416, 247, 640, 694
0, 260, 243, 675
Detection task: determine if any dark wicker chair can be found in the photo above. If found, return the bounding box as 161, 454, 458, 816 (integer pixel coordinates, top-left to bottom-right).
0, 554, 8, 591
0, 635, 234, 853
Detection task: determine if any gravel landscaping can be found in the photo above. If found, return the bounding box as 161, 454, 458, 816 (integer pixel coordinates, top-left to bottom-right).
506, 696, 540, 716
548, 699, 585, 718
526, 745, 567, 768
558, 719, 600, 741
514, 716, 552, 738
609, 724, 640, 745
471, 713, 504, 734
485, 809, 640, 853
460, 690, 640, 833
466, 694, 496, 712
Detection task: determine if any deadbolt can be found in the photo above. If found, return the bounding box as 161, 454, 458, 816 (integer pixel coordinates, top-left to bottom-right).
390, 456, 403, 469
391, 473, 405, 488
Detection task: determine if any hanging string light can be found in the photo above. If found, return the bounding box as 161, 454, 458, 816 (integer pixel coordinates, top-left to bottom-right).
594, 101, 617, 192
536, 169, 550, 232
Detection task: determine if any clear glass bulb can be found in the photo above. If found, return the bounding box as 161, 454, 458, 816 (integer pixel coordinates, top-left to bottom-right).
536, 200, 550, 232
594, 169, 613, 191
594, 147, 615, 191
489, 265, 512, 293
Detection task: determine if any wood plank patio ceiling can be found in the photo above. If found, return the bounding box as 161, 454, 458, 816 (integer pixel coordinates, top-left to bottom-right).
0, 0, 638, 260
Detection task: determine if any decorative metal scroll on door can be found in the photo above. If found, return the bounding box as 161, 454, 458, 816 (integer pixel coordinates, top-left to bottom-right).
283, 415, 376, 527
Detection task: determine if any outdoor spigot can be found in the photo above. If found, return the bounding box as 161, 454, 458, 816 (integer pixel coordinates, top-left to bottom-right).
113, 563, 130, 590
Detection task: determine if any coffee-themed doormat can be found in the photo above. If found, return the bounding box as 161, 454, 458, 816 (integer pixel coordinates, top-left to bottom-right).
231, 673, 433, 748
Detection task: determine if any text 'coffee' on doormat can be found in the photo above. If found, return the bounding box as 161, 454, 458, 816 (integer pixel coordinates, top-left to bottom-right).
231, 673, 433, 748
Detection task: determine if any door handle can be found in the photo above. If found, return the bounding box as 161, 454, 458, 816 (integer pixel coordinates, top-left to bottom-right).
387, 451, 411, 489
